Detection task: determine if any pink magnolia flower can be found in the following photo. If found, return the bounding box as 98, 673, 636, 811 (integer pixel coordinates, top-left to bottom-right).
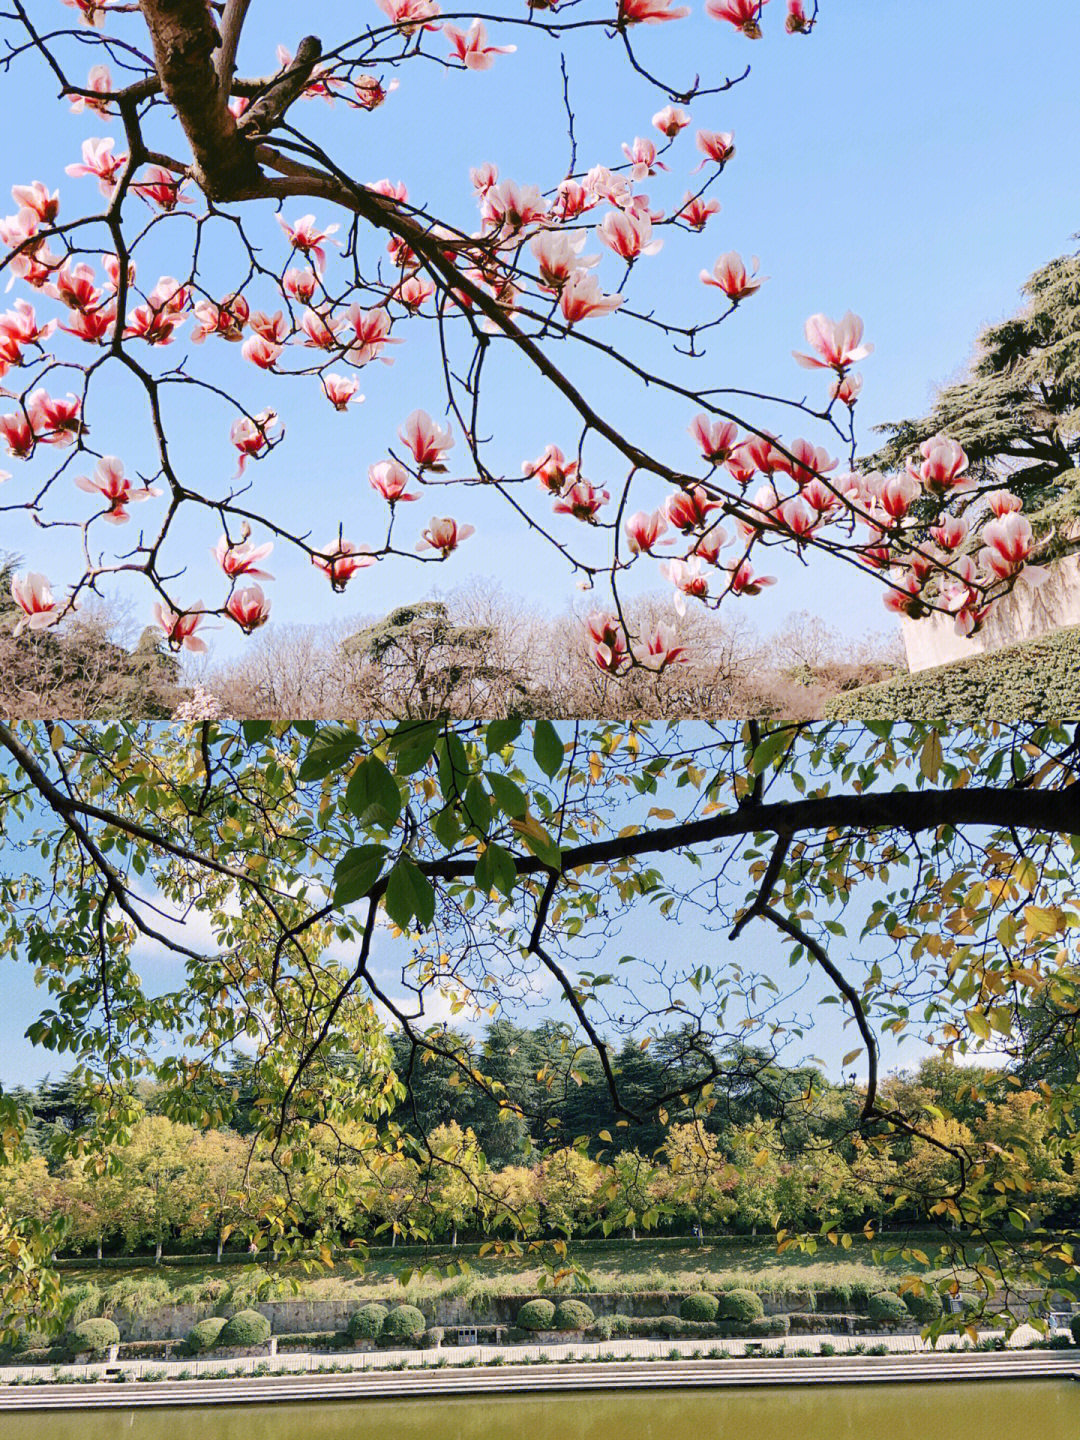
481, 180, 549, 236
725, 559, 777, 596
930, 513, 968, 550
979, 512, 1045, 583
323, 374, 364, 410
65, 136, 127, 195
622, 137, 666, 182
445, 20, 516, 69
625, 509, 669, 554
353, 74, 399, 110
226, 585, 272, 633
523, 444, 579, 495
61, 0, 116, 26
800, 477, 842, 518
0, 299, 56, 352
906, 435, 969, 497
61, 303, 117, 343
661, 556, 710, 615
190, 294, 249, 344
299, 307, 342, 350
619, 0, 691, 23
691, 524, 730, 565
653, 105, 691, 137
665, 485, 722, 533
370, 458, 419, 503
701, 252, 765, 301
829, 372, 863, 407
742, 433, 788, 476
213, 535, 275, 580
132, 166, 192, 211
74, 456, 159, 523
706, 0, 769, 37
393, 274, 436, 310
690, 414, 739, 465
277, 214, 340, 274
155, 602, 210, 653
553, 479, 610, 522
793, 312, 873, 372
417, 516, 475, 555
376, 0, 443, 33
124, 279, 188, 344
48, 259, 103, 312
27, 389, 84, 445
677, 193, 721, 231
786, 0, 810, 31
597, 208, 663, 262
586, 613, 630, 674
986, 489, 1023, 517
553, 179, 595, 221
230, 411, 281, 475
725, 443, 759, 487
635, 622, 689, 670
559, 271, 625, 324
11, 182, 59, 224
399, 410, 454, 471
347, 306, 402, 365
471, 163, 499, 195
738, 481, 781, 539
70, 64, 113, 116
776, 437, 838, 486
531, 231, 596, 292
881, 569, 926, 618
241, 334, 282, 369
249, 310, 288, 343
0, 411, 35, 458
695, 130, 735, 167
778, 495, 818, 538
283, 268, 318, 303
313, 538, 377, 590
875, 472, 920, 522
11, 572, 61, 634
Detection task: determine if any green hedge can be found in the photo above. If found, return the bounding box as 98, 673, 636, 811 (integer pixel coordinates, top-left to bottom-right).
867, 1293, 910, 1327
216, 1309, 271, 1348
66, 1318, 120, 1358
380, 1305, 426, 1342
717, 1289, 764, 1324
347, 1303, 389, 1340
824, 625, 1080, 722
1070, 1315, 1080, 1346
680, 1293, 720, 1323
516, 1298, 556, 1331
182, 1317, 229, 1355
275, 1330, 353, 1352
552, 1300, 595, 1331
903, 1289, 943, 1325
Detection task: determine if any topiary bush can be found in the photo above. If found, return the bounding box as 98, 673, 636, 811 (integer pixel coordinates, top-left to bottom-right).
903, 1289, 943, 1325
516, 1298, 557, 1332
868, 1293, 910, 1328
347, 1303, 389, 1341
420, 1326, 445, 1350
552, 1300, 595, 1331
380, 1305, 427, 1342
66, 1318, 120, 1359
182, 1317, 229, 1356
216, 1309, 271, 1349
680, 1293, 720, 1323
717, 1289, 764, 1325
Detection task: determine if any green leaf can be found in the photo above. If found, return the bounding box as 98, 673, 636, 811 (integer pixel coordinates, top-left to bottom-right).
384, 857, 435, 931
242, 721, 273, 744
344, 758, 402, 831
486, 771, 528, 819
476, 841, 517, 898
533, 720, 564, 779
388, 721, 441, 775
298, 725, 362, 781
333, 844, 388, 907
749, 728, 792, 776
486, 719, 522, 755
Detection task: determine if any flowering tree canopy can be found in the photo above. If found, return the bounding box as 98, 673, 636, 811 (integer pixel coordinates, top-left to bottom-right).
0, 0, 1056, 672
0, 717, 1078, 1333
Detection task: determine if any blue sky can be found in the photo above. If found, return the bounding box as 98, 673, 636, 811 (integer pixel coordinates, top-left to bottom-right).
2, 0, 1078, 654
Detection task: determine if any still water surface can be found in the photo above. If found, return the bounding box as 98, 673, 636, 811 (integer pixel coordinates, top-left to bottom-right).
6, 1381, 1079, 1440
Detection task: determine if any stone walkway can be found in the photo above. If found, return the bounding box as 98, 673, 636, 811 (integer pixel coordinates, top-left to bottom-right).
0, 1323, 1067, 1387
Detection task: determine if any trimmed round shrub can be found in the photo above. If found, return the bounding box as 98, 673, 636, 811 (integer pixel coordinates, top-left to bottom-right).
868, 1293, 910, 1328
66, 1318, 120, 1358
903, 1289, 943, 1325
552, 1299, 595, 1331
516, 1298, 556, 1332
419, 1326, 444, 1350
380, 1305, 426, 1342
216, 1309, 272, 1348
347, 1303, 389, 1341
182, 1316, 229, 1356
717, 1289, 764, 1325
680, 1293, 720, 1323
1069, 1315, 1080, 1347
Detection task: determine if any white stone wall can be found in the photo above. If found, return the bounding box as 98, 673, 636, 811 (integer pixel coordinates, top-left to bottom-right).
901, 552, 1080, 673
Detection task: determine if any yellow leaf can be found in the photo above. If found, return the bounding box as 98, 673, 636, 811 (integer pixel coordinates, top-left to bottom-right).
841, 1048, 863, 1068
966, 1008, 991, 1042
589, 753, 603, 783
753, 1149, 771, 1168
919, 731, 943, 782
1024, 905, 1063, 941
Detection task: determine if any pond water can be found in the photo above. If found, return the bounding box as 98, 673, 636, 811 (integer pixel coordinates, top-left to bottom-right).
6, 1381, 1079, 1440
